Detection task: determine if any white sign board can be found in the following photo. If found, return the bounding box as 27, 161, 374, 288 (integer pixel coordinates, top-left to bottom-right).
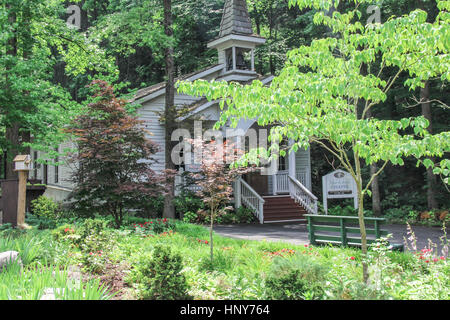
322, 169, 358, 214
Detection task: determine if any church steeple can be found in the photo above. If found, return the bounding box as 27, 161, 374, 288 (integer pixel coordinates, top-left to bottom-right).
208, 0, 266, 80
219, 0, 253, 37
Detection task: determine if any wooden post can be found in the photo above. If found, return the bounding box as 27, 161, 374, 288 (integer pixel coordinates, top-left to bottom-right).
17, 171, 27, 227
251, 49, 255, 71
232, 47, 236, 71
235, 179, 242, 209
374, 220, 381, 240
13, 155, 31, 229
307, 216, 316, 245
340, 218, 348, 246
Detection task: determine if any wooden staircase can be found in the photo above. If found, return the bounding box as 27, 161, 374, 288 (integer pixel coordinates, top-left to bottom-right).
263, 195, 307, 223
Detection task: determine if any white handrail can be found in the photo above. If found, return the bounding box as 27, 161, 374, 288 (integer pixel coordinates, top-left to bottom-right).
238, 178, 265, 224
288, 176, 318, 214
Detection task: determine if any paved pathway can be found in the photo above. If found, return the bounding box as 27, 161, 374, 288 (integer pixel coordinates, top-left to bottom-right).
214, 223, 449, 252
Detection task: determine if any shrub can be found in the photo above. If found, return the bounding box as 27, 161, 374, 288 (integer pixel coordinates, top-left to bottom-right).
74, 219, 109, 249
136, 196, 165, 218
31, 196, 60, 220
266, 253, 329, 300
133, 218, 176, 236
234, 207, 256, 224
327, 205, 373, 217
130, 245, 191, 300
220, 207, 256, 224
68, 218, 114, 273
26, 213, 57, 230
182, 211, 198, 224
0, 223, 13, 232
51, 224, 77, 242
174, 191, 205, 218
384, 205, 415, 223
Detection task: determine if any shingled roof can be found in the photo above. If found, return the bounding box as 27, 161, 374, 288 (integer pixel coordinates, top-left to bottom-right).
132, 64, 221, 102
219, 0, 253, 37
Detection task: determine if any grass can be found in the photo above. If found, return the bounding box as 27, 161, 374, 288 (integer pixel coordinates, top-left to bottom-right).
1, 218, 449, 300
0, 263, 113, 300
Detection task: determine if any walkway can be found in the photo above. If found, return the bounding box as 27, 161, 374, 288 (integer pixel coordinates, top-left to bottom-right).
214, 223, 448, 252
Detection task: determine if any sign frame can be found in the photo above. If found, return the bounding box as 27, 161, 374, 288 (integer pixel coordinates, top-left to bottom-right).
322, 169, 358, 214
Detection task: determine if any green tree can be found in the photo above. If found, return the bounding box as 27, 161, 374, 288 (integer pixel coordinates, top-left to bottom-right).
0, 0, 117, 177
179, 0, 450, 282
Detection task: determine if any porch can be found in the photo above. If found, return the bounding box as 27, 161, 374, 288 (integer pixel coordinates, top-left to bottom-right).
234, 169, 318, 224
175, 120, 318, 224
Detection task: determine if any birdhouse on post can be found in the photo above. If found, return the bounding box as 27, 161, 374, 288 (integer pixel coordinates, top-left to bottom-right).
13, 155, 32, 229
14, 155, 32, 171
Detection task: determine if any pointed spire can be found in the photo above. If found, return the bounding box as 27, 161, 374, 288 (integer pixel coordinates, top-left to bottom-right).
219, 0, 253, 37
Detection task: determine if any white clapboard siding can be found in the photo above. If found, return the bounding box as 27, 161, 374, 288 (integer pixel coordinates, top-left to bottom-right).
30, 140, 77, 202
296, 147, 311, 190
138, 94, 204, 173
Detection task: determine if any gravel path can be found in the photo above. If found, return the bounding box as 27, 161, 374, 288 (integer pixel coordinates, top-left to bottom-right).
214, 223, 449, 252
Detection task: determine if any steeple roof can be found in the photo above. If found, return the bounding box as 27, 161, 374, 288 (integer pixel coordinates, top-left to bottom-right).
219, 0, 253, 37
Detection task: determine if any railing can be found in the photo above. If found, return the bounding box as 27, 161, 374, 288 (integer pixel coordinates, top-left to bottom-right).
288, 176, 318, 215
237, 178, 265, 224
274, 171, 289, 194
296, 171, 310, 190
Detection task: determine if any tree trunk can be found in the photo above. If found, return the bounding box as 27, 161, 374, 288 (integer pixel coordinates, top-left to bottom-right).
210, 206, 214, 263
370, 162, 382, 216
163, 0, 176, 219
354, 154, 369, 283
421, 81, 439, 210
5, 3, 18, 180
5, 124, 20, 179
253, 3, 263, 74
365, 108, 382, 216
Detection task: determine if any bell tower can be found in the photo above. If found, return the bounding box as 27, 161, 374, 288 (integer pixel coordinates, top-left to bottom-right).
208, 0, 266, 81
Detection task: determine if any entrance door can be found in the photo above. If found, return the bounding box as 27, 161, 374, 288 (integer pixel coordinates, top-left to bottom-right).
243, 170, 268, 196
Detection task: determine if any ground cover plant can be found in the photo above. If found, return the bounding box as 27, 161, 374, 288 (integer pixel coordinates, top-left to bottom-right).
178, 0, 450, 282
1, 216, 448, 300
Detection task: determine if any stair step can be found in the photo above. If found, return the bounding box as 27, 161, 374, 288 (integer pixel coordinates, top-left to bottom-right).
264, 216, 305, 221
264, 211, 305, 216
264, 203, 301, 208
264, 216, 306, 220
264, 209, 306, 215
264, 206, 306, 210
264, 198, 296, 203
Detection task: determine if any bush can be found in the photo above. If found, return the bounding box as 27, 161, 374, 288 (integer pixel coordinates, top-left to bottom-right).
26, 213, 57, 230
220, 207, 256, 224
31, 196, 60, 220
129, 245, 191, 300
132, 218, 176, 236
234, 207, 256, 224
76, 219, 113, 273
266, 254, 329, 300
136, 196, 165, 218
327, 205, 373, 217
149, 218, 176, 234
384, 205, 415, 223
182, 211, 198, 224
174, 191, 205, 219
51, 224, 77, 242
0, 223, 13, 232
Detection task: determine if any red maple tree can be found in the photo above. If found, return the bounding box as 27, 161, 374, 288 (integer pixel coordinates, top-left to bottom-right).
66, 80, 169, 228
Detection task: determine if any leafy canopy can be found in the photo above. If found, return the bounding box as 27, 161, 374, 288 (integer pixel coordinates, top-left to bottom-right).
178, 0, 450, 188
